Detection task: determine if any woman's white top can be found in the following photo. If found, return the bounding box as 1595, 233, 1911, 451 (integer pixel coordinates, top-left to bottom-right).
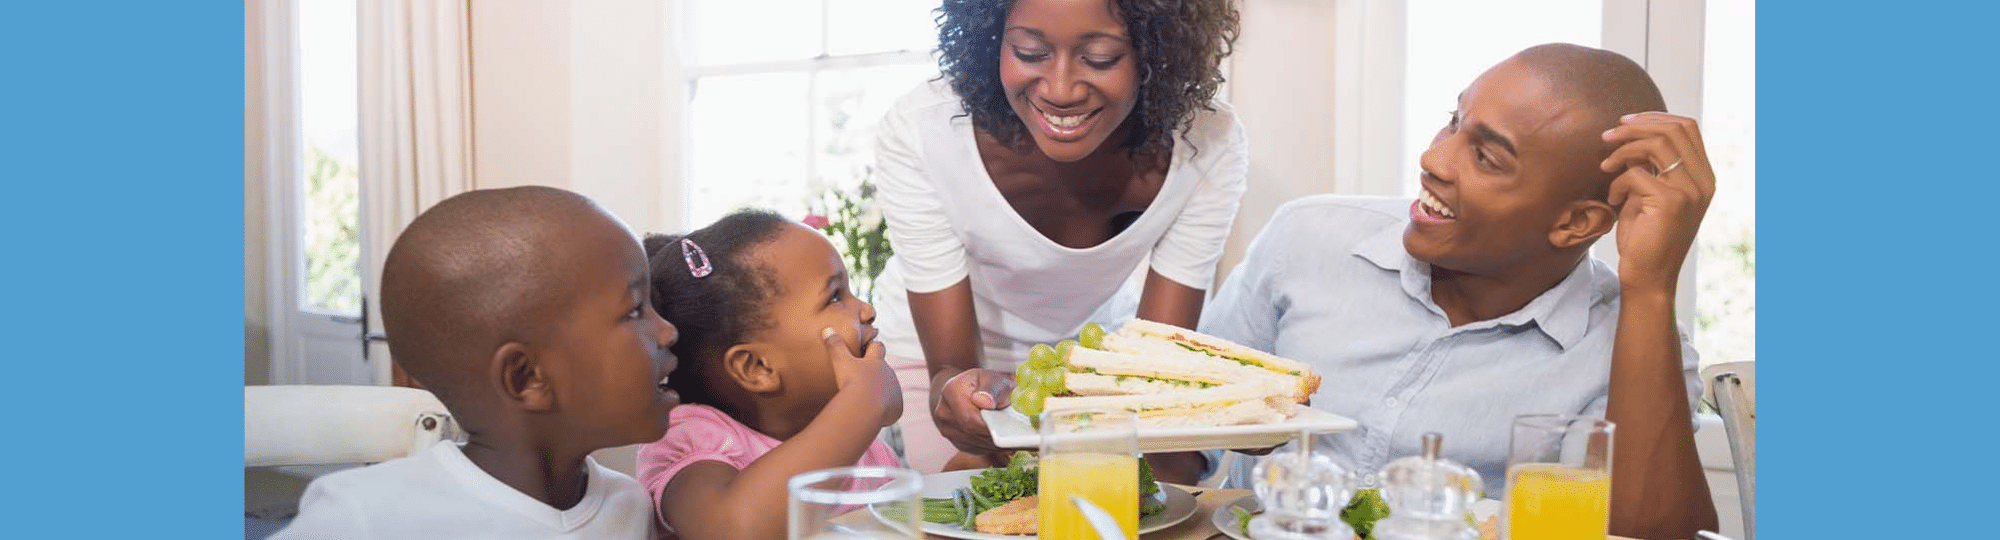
871, 79, 1248, 368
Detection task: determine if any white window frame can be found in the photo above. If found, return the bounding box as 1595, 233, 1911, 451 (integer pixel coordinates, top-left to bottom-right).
254, 0, 376, 386
673, 1, 935, 229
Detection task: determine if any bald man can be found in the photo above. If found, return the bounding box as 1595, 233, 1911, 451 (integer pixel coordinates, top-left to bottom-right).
1202, 43, 1719, 539
275, 186, 680, 540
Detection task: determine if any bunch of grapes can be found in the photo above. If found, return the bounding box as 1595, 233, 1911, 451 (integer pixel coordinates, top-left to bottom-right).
1010, 323, 1108, 419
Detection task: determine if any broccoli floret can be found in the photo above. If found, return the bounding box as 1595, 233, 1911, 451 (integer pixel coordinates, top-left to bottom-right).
1342, 488, 1391, 539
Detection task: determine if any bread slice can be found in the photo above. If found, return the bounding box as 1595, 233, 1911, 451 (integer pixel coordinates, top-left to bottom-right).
1112, 319, 1322, 402
1065, 346, 1249, 386
1044, 383, 1295, 428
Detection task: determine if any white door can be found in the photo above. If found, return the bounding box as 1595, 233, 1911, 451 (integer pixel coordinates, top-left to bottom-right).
260, 0, 380, 386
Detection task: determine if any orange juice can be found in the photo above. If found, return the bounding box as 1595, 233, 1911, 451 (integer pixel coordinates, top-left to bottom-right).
1038, 452, 1138, 540
1505, 463, 1610, 540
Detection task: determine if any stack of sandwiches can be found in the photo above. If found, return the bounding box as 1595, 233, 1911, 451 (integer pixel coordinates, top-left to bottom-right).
1047, 320, 1322, 428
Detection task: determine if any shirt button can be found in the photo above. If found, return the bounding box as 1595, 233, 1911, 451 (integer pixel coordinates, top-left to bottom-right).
1362, 472, 1380, 486
1384, 396, 1399, 409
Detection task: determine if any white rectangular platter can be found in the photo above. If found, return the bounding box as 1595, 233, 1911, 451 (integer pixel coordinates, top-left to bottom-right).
981, 406, 1359, 453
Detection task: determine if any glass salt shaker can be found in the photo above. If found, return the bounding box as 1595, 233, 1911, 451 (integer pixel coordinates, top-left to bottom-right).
1249, 446, 1357, 540
1372, 433, 1483, 540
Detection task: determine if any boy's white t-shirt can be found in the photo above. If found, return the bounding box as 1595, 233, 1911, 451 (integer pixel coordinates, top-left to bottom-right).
871, 79, 1249, 367
270, 441, 655, 540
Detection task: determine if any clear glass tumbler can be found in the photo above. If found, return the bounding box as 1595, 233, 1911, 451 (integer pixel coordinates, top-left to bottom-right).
787, 466, 923, 540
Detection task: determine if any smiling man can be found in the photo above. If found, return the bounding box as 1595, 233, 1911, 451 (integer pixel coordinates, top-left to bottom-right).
1201, 43, 1719, 539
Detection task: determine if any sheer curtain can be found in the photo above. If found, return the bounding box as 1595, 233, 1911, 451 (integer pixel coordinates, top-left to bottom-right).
357, 0, 474, 385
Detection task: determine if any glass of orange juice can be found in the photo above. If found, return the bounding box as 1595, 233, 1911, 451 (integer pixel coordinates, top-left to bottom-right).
1039, 407, 1139, 540
1503, 414, 1614, 540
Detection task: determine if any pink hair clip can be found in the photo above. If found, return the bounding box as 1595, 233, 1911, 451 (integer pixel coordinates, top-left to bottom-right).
681, 238, 712, 278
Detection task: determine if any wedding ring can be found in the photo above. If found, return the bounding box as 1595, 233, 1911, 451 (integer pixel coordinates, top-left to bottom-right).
1655, 159, 1684, 177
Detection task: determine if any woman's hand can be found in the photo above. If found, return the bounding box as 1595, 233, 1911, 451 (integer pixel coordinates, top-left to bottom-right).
928, 367, 1018, 454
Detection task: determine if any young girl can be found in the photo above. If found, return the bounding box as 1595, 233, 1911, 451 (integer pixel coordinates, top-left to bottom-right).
635, 209, 904, 540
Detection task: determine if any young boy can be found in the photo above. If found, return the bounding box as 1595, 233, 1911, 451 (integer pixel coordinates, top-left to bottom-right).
273, 186, 681, 539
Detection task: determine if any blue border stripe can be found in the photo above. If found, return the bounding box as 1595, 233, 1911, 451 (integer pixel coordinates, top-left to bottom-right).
1762, 1, 1996, 537
3, 3, 244, 536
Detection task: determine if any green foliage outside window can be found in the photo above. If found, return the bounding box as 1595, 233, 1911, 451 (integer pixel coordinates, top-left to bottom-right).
305, 144, 361, 314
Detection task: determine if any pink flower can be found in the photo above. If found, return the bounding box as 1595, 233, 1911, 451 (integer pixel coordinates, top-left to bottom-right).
803, 214, 831, 229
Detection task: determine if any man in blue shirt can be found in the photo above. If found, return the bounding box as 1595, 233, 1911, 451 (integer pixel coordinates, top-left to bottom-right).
1202, 43, 1719, 539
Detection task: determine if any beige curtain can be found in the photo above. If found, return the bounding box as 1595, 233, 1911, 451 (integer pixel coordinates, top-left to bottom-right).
357, 0, 474, 385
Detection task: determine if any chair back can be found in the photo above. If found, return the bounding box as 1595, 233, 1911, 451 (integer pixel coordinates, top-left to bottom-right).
245, 385, 457, 467
1701, 362, 1754, 540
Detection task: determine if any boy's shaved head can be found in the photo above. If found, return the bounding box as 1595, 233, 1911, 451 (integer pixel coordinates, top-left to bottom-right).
1511, 43, 1667, 198
379, 186, 627, 406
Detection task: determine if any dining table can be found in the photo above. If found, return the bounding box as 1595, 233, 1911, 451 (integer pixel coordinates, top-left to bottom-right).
851, 485, 1645, 540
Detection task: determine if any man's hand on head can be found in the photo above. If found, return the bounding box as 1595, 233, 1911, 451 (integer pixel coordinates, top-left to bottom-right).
1600, 112, 1716, 294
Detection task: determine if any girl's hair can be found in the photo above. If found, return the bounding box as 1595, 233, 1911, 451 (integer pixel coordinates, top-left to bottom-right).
643, 209, 795, 410
934, 0, 1241, 155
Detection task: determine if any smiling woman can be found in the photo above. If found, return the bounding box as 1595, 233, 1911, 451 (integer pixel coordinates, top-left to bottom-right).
873, 0, 1245, 480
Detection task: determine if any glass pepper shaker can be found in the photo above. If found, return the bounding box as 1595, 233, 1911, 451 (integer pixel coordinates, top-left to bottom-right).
1249, 446, 1357, 540
1372, 433, 1483, 540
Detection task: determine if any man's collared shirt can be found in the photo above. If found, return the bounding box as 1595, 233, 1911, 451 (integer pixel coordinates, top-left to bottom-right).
1200, 195, 1699, 489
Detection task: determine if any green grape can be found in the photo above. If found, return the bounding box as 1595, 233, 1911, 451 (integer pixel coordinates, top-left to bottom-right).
1031, 365, 1066, 395
1054, 339, 1078, 365
1027, 343, 1059, 369
1009, 385, 1035, 412
1079, 323, 1106, 350
1014, 386, 1047, 418
1014, 360, 1037, 384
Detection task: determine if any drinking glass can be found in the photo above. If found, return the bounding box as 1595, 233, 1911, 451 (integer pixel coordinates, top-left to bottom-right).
1039, 407, 1140, 540
1503, 414, 1615, 540
787, 466, 923, 540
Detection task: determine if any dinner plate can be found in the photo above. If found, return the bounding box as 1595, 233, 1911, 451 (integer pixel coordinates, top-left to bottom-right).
884, 468, 1197, 539
1208, 495, 1505, 540
982, 406, 1359, 453
1208, 494, 1258, 540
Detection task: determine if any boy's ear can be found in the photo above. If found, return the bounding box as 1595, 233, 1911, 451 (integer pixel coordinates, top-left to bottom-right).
724, 344, 781, 394
494, 342, 556, 412
1549, 199, 1617, 249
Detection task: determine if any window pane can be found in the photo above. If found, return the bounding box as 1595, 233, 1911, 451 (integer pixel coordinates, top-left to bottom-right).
826, 0, 940, 56
688, 0, 823, 67
685, 72, 813, 227
1400, 0, 1601, 195
811, 65, 939, 192
1695, 2, 1755, 366
299, 0, 361, 315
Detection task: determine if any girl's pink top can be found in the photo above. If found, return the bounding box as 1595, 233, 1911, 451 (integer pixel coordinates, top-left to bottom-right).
635, 403, 905, 531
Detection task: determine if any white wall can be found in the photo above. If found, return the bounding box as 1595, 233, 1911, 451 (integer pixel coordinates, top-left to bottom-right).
1216, 1, 1351, 285
468, 0, 682, 236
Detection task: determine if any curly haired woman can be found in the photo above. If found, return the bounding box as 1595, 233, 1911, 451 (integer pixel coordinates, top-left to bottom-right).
872, 0, 1243, 483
